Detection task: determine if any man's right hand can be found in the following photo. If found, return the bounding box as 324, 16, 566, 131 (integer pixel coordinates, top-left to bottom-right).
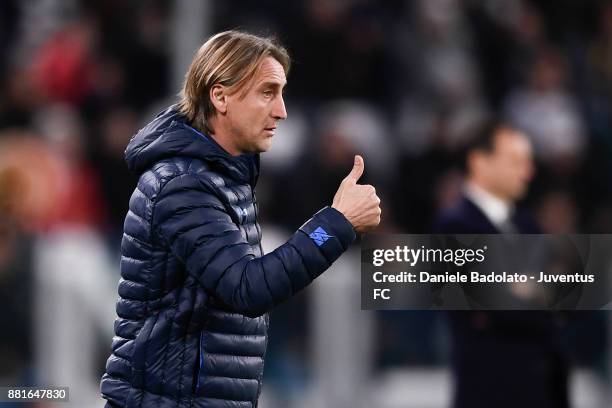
332, 155, 381, 233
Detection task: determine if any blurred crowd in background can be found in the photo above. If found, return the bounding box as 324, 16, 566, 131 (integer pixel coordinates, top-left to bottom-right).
0, 0, 611, 407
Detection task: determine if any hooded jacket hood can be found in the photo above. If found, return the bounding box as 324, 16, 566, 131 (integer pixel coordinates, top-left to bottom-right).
125, 106, 260, 187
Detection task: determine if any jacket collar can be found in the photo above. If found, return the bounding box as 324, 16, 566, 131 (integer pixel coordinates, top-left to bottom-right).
125, 106, 259, 187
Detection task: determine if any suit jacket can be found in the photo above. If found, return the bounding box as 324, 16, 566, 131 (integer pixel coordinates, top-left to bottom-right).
433, 194, 569, 408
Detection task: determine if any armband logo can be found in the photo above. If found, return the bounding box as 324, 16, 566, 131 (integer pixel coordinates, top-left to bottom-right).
309, 227, 332, 247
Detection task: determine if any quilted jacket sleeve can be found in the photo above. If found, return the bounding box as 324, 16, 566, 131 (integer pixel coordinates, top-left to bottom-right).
153, 173, 356, 318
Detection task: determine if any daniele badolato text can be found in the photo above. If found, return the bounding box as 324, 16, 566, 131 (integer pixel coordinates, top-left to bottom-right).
372, 270, 595, 284
371, 245, 595, 284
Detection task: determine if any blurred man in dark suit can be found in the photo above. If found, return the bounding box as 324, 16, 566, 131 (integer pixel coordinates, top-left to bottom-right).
433, 120, 570, 408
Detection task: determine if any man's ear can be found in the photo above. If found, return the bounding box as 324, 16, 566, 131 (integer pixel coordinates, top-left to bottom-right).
468, 150, 488, 175
210, 84, 228, 114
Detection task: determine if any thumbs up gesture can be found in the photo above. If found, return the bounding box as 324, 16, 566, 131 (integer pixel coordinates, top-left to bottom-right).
332, 155, 381, 233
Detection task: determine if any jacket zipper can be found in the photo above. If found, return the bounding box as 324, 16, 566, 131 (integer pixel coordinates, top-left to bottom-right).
194, 331, 204, 394
251, 188, 264, 407
251, 189, 258, 219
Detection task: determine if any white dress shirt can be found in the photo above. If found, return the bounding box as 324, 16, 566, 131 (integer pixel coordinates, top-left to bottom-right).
464, 182, 515, 232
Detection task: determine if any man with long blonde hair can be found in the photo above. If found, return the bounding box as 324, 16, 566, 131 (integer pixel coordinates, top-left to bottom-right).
100, 30, 381, 407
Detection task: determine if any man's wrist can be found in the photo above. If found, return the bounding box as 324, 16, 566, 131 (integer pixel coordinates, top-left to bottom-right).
310, 206, 356, 248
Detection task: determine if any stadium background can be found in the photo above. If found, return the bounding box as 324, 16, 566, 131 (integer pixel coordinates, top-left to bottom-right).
0, 0, 610, 407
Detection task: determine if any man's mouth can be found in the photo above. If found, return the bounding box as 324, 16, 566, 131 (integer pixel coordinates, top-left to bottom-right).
264, 127, 276, 135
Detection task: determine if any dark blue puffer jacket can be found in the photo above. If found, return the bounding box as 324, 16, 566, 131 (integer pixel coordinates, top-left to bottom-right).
100, 106, 356, 408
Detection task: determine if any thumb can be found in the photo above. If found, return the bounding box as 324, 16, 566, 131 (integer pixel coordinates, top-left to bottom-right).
344, 155, 365, 184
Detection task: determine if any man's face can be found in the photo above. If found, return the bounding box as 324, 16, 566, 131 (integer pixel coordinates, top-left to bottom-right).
225, 57, 287, 154
479, 129, 535, 202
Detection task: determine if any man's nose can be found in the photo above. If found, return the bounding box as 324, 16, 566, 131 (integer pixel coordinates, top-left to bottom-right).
272, 96, 287, 120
